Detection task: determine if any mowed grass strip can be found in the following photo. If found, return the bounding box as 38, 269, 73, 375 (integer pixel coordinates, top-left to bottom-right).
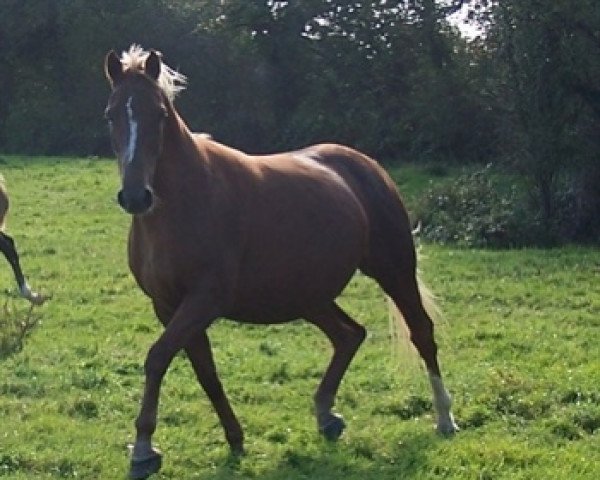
0, 156, 598, 479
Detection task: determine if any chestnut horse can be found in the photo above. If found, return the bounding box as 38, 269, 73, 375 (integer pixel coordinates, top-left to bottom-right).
0, 176, 47, 305
104, 45, 457, 479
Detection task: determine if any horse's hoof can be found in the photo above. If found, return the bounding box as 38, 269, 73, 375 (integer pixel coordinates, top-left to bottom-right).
129, 451, 162, 480
229, 443, 245, 457
319, 413, 346, 441
27, 292, 50, 306
436, 414, 459, 436
436, 421, 459, 436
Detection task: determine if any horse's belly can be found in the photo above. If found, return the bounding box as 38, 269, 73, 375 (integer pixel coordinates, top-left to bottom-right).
230, 264, 357, 323
230, 209, 366, 322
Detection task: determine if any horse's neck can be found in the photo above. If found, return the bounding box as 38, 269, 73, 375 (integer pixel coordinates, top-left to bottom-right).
155, 112, 209, 199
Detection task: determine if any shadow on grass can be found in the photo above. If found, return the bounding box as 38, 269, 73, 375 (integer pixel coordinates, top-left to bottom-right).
188, 433, 441, 480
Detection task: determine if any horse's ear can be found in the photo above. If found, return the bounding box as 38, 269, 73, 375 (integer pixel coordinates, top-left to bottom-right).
105, 50, 123, 86
145, 50, 161, 81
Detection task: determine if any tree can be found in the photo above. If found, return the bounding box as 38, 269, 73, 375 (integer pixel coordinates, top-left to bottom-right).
0, 0, 497, 163
488, 0, 600, 240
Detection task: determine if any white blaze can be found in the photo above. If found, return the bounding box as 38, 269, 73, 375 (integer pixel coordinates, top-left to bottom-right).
125, 96, 138, 164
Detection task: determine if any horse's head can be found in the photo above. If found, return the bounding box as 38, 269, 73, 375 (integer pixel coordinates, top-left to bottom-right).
104, 47, 177, 215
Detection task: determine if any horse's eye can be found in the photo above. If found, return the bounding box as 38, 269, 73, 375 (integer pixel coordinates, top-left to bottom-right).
160, 106, 168, 119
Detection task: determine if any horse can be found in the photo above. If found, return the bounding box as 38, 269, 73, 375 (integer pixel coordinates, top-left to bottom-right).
104, 45, 457, 479
0, 176, 48, 306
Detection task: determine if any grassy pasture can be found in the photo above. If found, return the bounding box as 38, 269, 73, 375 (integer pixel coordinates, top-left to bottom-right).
0, 156, 598, 479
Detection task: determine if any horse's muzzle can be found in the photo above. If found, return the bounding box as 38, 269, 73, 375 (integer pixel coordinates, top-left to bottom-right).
117, 187, 153, 215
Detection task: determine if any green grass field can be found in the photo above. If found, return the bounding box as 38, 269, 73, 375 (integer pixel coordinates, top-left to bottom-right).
0, 156, 598, 479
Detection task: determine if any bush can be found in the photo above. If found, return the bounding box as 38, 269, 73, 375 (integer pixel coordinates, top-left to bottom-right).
415, 165, 547, 248
0, 302, 42, 359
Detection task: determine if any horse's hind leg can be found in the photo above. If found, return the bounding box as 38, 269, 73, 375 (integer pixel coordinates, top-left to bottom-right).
390, 276, 457, 433
0, 232, 25, 290
363, 228, 457, 434
305, 303, 366, 440
184, 331, 244, 454
0, 231, 46, 305
380, 267, 458, 434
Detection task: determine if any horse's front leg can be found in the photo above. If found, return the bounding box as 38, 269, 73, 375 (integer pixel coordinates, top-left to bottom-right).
129, 296, 218, 480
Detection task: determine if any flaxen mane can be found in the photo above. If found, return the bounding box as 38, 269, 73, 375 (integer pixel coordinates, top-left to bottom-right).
119, 44, 187, 101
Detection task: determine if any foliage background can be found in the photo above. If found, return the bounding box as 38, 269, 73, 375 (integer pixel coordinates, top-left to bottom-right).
0, 0, 599, 243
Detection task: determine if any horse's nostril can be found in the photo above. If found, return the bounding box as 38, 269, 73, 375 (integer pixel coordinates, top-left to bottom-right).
117, 190, 126, 209
117, 188, 153, 214
143, 188, 153, 208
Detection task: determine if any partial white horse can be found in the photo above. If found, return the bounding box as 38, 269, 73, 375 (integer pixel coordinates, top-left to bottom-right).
0, 175, 48, 305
